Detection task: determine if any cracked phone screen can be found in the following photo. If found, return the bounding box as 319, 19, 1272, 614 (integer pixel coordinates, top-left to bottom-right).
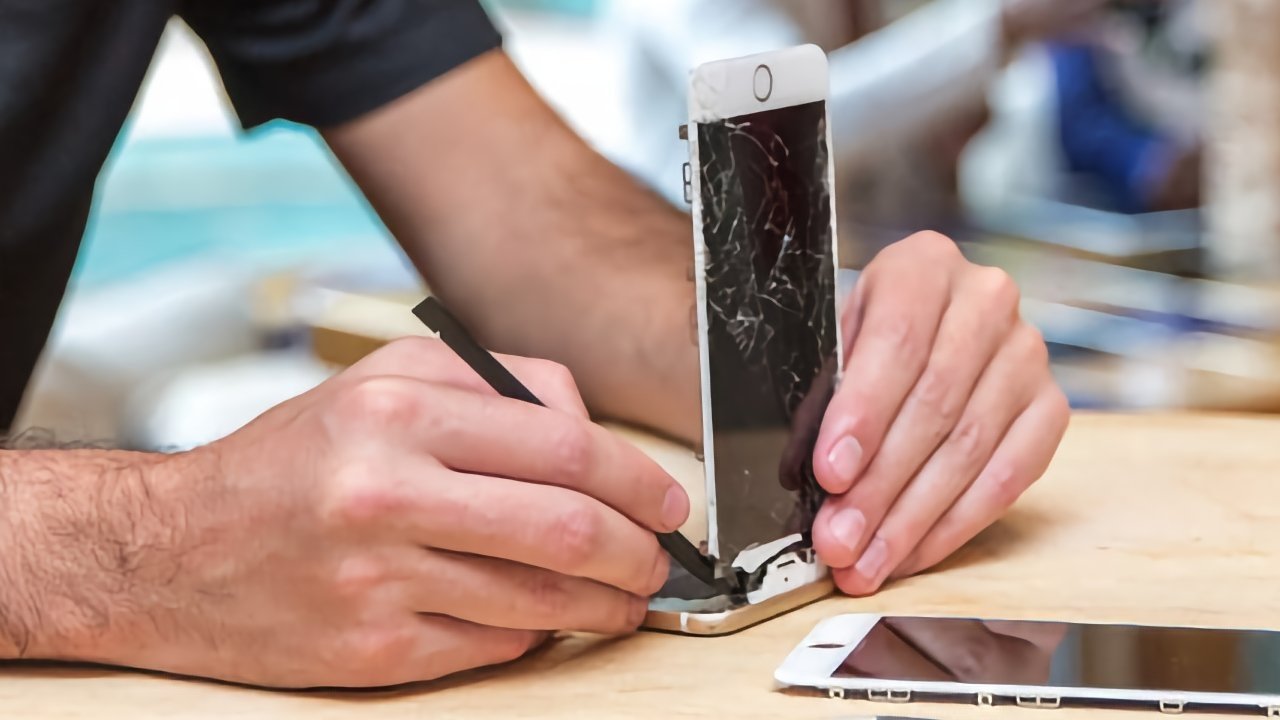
697, 99, 837, 568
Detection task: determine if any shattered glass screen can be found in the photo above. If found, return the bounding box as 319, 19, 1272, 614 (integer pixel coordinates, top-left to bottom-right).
831, 617, 1280, 695
696, 100, 837, 567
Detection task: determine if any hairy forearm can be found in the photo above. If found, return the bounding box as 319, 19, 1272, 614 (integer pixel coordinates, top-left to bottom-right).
0, 449, 193, 662
325, 50, 701, 443
464, 145, 699, 442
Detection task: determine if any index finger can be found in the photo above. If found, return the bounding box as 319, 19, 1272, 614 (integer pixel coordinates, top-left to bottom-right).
350, 336, 589, 417
402, 382, 688, 534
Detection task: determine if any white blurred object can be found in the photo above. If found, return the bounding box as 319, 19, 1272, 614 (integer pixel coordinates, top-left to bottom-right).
15, 261, 258, 442
960, 45, 1062, 223
123, 351, 334, 451
963, 0, 1206, 225
609, 0, 1006, 205
490, 9, 631, 159
126, 21, 237, 143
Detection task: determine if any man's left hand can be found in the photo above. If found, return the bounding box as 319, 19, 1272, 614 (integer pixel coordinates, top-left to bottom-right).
811, 231, 1069, 596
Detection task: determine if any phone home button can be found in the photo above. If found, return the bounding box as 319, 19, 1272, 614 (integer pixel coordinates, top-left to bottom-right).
753, 64, 772, 102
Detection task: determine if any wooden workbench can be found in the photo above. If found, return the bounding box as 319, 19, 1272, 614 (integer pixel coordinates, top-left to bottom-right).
2, 412, 1279, 718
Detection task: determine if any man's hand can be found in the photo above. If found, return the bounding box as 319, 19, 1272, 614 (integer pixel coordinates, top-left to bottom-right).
811, 232, 1069, 596
3, 338, 688, 688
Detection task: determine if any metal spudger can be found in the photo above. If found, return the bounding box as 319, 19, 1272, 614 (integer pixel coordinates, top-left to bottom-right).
411, 296, 724, 588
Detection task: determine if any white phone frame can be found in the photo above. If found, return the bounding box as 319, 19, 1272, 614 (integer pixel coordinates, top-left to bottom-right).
687, 44, 841, 564
775, 613, 1280, 715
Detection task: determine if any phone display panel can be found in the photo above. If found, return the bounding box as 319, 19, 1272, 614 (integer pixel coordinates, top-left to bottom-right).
777, 614, 1280, 713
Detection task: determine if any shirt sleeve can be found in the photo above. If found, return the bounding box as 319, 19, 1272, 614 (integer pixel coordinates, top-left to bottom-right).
180, 0, 502, 129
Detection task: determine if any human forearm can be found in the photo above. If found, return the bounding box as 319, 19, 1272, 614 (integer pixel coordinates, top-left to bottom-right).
467, 147, 699, 442
0, 449, 194, 663
325, 50, 700, 442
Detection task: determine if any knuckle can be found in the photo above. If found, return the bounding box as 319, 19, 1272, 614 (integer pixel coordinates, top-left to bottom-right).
1017, 324, 1049, 366
532, 358, 581, 399
639, 538, 668, 595
874, 312, 921, 358
326, 461, 407, 529
544, 360, 579, 392
494, 631, 535, 664
356, 336, 434, 370
912, 364, 964, 426
549, 421, 594, 486
522, 572, 571, 621
550, 501, 602, 572
985, 461, 1026, 509
946, 416, 990, 473
906, 230, 959, 257
344, 625, 416, 675
1046, 386, 1072, 424
338, 377, 423, 432
332, 556, 387, 600
613, 597, 641, 633
975, 265, 1020, 312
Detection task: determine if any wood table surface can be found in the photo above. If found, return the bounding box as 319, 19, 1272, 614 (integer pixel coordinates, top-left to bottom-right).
3, 412, 1279, 718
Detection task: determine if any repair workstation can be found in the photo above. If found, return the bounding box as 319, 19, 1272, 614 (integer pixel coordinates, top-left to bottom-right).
4, 0, 1280, 718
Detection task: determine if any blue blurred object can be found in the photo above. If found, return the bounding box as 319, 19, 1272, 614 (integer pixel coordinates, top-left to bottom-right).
1047, 42, 1174, 214
481, 0, 596, 17
77, 121, 391, 290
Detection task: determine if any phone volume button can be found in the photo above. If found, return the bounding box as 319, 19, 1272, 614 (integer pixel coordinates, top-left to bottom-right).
682, 162, 693, 204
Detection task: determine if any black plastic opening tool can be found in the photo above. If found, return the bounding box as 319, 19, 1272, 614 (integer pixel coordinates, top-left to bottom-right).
411, 296, 723, 588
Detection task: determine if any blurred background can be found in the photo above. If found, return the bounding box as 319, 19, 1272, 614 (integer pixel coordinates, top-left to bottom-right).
15, 0, 1280, 451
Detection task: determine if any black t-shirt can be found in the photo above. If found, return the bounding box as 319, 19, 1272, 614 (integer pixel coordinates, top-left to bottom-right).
0, 0, 501, 433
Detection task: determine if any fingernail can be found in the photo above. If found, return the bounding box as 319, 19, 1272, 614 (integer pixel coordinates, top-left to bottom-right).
829, 507, 866, 555
662, 485, 690, 531
826, 436, 863, 489
856, 536, 889, 582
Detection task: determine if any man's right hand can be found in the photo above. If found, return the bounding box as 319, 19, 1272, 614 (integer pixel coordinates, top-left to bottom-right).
55, 338, 689, 688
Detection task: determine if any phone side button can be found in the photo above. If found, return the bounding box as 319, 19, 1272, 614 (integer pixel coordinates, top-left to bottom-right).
682, 163, 693, 204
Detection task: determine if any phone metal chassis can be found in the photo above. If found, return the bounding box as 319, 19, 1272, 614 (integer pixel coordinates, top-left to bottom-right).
645, 578, 833, 637
775, 613, 1280, 715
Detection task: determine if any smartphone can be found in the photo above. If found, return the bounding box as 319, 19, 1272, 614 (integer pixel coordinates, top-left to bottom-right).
776, 614, 1280, 714
645, 45, 841, 633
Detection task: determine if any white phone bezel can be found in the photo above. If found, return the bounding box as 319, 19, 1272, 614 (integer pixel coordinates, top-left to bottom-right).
775, 613, 1280, 714
687, 44, 841, 564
